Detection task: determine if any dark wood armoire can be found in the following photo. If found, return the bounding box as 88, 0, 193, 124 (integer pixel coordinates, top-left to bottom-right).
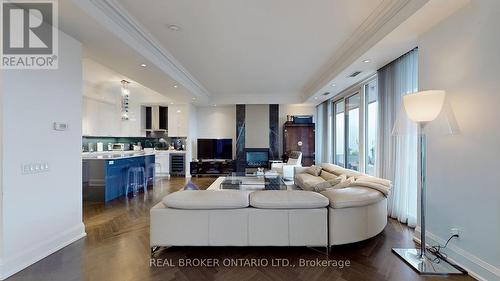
282, 122, 315, 166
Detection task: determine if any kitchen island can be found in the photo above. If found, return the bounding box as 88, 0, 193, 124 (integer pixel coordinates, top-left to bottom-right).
82, 151, 155, 202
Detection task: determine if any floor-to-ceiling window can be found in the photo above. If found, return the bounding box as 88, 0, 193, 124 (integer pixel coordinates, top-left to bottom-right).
331, 77, 377, 174
333, 100, 345, 166
346, 93, 360, 171
364, 80, 378, 176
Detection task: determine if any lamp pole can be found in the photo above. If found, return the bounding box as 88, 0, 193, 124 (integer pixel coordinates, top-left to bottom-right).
392, 90, 463, 274
419, 123, 426, 259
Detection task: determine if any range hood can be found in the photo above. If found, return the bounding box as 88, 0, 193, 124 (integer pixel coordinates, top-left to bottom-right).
144, 105, 167, 132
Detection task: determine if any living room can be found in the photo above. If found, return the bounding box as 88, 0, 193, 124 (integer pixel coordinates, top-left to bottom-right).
1, 0, 499, 281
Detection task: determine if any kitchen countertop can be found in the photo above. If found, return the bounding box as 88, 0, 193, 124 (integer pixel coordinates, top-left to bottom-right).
82, 151, 155, 160
154, 150, 186, 154
82, 149, 186, 160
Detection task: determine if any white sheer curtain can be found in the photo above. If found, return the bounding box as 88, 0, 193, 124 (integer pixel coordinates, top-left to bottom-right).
315, 101, 332, 164
377, 49, 418, 227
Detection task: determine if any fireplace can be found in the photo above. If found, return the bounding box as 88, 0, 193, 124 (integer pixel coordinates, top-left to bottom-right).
245, 148, 269, 168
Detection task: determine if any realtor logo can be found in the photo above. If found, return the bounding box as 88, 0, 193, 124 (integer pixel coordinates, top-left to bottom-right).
1, 0, 58, 69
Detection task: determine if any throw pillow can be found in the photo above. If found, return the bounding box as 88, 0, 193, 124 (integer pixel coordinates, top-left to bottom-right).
184, 181, 199, 190
313, 181, 332, 192
356, 176, 392, 187
319, 170, 337, 181
305, 165, 322, 176
354, 180, 391, 196
326, 175, 344, 186
331, 175, 355, 189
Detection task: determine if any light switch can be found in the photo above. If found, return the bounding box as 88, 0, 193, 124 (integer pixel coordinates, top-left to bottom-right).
53, 122, 68, 131
22, 162, 50, 175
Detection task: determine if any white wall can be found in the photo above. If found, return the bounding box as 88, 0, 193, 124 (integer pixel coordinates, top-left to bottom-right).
82, 86, 153, 137
419, 1, 500, 280
195, 105, 236, 159
0, 31, 85, 279
245, 105, 270, 148
82, 60, 173, 137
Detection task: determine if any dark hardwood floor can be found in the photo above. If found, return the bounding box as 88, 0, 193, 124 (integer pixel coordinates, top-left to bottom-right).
8, 177, 474, 281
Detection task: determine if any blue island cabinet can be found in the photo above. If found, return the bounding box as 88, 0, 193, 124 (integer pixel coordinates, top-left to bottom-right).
104, 155, 155, 201
82, 154, 155, 202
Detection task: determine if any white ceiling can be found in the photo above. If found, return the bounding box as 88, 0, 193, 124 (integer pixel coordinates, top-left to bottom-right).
308, 0, 470, 104
58, 0, 200, 104
59, 0, 469, 105
118, 0, 383, 100
82, 59, 174, 105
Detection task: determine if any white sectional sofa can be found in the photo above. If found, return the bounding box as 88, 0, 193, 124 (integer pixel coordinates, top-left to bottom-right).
294, 163, 389, 245
150, 163, 390, 252
150, 190, 330, 249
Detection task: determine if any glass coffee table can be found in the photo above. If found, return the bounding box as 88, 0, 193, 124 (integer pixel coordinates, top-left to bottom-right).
219, 174, 287, 190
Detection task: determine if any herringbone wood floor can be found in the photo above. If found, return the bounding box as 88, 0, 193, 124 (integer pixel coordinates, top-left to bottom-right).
8, 177, 474, 281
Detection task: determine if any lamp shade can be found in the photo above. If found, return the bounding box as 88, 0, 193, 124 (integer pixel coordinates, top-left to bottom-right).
403, 90, 446, 123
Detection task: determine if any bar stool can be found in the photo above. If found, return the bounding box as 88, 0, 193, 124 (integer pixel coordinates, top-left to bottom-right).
125, 166, 146, 196
146, 162, 163, 194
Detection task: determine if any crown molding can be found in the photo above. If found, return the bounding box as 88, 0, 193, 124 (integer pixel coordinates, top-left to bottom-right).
302, 0, 429, 101
71, 0, 210, 99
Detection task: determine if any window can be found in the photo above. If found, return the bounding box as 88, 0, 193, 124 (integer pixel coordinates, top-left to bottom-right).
365, 80, 378, 176
331, 77, 378, 174
333, 100, 345, 166
346, 94, 360, 171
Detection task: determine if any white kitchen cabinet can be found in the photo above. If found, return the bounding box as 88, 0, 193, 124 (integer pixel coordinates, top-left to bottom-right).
155, 151, 170, 177
167, 104, 188, 137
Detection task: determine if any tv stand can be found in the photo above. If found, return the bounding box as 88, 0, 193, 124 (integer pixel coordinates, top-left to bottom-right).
190, 159, 235, 177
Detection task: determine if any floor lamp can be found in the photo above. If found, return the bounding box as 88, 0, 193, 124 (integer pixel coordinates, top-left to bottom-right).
392, 90, 463, 275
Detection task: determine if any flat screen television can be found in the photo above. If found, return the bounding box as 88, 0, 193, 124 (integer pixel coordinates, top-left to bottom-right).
197, 139, 233, 160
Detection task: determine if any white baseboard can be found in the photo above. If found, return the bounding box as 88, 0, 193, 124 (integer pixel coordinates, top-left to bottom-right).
414, 227, 500, 281
0, 223, 86, 280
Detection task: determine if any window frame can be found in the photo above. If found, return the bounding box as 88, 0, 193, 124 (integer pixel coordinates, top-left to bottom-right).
331, 74, 377, 173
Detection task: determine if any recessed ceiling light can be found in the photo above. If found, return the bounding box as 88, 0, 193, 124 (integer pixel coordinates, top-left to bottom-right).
140, 63, 146, 67
212, 104, 217, 107
314, 97, 318, 100
173, 84, 179, 88
331, 83, 336, 87
167, 24, 181, 31
170, 102, 174, 105
192, 97, 196, 101
362, 59, 371, 63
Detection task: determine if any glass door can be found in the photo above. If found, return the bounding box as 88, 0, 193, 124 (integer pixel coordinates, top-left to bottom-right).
346, 93, 360, 171
333, 100, 345, 166
364, 80, 378, 176
331, 77, 377, 174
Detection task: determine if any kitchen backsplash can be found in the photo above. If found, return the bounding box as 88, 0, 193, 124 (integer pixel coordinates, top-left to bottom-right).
82, 136, 186, 152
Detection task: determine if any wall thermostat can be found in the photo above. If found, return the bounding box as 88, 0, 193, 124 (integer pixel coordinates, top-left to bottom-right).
53, 122, 68, 131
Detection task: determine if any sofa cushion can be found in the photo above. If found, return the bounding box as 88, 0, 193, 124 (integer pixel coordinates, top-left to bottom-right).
313, 176, 345, 192
305, 165, 322, 176
312, 181, 334, 192
250, 190, 329, 209
320, 163, 365, 178
162, 190, 250, 209
354, 179, 391, 196
356, 175, 392, 187
331, 176, 355, 189
295, 173, 325, 191
319, 170, 337, 181
320, 187, 384, 209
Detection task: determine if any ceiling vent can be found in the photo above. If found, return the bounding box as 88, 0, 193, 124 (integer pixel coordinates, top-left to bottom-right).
323, 92, 330, 96
349, 71, 362, 77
